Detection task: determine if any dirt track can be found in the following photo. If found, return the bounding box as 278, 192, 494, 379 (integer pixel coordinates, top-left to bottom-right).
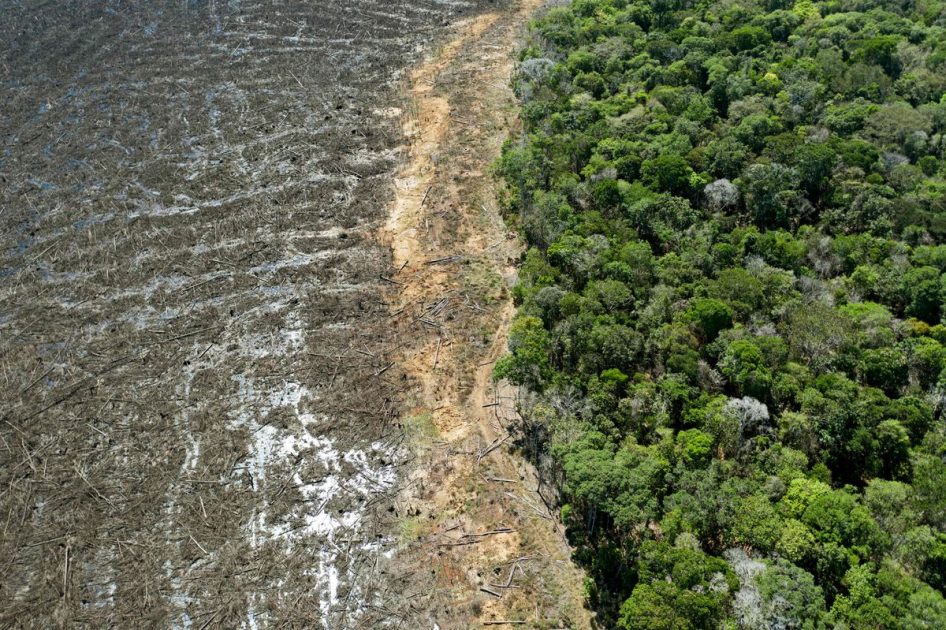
380, 3, 593, 627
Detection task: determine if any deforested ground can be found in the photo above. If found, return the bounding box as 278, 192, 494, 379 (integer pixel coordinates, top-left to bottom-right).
0, 1, 516, 626
374, 3, 593, 627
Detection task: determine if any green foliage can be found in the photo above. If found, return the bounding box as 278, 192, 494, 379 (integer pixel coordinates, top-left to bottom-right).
779, 477, 832, 519
719, 339, 772, 400
617, 541, 737, 630
498, 0, 946, 625
641, 154, 694, 196
754, 560, 826, 629
684, 298, 733, 342
675, 429, 713, 467
828, 563, 946, 629
494, 316, 552, 389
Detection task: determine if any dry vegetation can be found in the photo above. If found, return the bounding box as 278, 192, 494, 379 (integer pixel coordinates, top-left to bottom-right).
0, 0, 513, 626
378, 4, 593, 628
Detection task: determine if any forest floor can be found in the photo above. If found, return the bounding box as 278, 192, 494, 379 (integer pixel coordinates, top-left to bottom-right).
380, 2, 594, 627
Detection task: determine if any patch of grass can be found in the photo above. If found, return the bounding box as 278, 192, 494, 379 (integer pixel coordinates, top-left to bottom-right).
403, 410, 438, 440
462, 258, 505, 306
398, 516, 428, 547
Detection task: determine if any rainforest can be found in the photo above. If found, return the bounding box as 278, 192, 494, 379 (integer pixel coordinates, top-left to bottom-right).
498, 0, 946, 626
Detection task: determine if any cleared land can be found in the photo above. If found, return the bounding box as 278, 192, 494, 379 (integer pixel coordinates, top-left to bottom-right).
378, 4, 593, 628
0, 1, 507, 626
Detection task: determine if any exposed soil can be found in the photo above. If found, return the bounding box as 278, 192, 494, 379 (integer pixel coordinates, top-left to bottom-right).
379, 2, 594, 627
0, 0, 589, 627
0, 1, 512, 627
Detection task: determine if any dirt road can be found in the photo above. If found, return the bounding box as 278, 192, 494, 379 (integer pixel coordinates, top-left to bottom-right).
380, 1, 593, 627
